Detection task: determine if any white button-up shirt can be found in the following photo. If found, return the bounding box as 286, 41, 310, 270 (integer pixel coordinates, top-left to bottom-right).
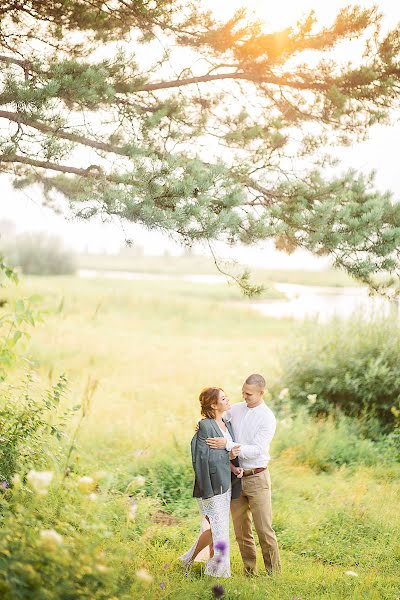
225, 402, 276, 470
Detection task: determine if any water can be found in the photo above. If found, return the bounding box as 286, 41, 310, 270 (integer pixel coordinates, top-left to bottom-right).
249, 283, 398, 322
78, 270, 398, 321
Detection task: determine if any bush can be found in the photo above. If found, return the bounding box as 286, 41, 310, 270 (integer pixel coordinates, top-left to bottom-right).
278, 315, 400, 436
0, 374, 72, 484
3, 233, 76, 275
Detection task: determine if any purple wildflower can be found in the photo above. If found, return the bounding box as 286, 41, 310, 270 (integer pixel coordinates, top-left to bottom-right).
215, 540, 227, 554
1, 481, 7, 490
212, 585, 225, 598
163, 563, 169, 569
160, 582, 166, 590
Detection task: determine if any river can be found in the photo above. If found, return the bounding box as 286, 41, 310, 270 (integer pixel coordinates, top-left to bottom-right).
78, 269, 398, 321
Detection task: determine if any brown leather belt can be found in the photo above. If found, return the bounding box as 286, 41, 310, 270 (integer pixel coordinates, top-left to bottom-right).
242, 467, 267, 478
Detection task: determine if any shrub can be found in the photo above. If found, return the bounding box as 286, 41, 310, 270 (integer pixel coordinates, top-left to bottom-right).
0, 374, 73, 484
3, 233, 76, 275
278, 315, 400, 436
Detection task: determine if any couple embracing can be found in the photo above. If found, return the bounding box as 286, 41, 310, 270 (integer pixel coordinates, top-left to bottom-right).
179, 374, 281, 578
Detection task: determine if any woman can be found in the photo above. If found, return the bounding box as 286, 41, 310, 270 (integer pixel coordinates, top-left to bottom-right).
179, 387, 243, 578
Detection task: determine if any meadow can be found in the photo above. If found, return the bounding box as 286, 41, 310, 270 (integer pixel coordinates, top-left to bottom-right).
2, 275, 399, 600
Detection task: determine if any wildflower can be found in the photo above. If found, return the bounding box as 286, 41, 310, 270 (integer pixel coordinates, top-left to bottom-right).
215, 540, 227, 554
88, 492, 98, 501
278, 388, 290, 400
134, 449, 145, 457
1, 481, 7, 490
212, 585, 225, 598
132, 475, 146, 487
95, 564, 108, 573
344, 570, 358, 577
136, 568, 153, 583
94, 470, 108, 482
77, 476, 96, 494
27, 470, 53, 495
128, 499, 138, 521
163, 563, 169, 569
160, 582, 166, 590
307, 394, 317, 405
40, 529, 63, 551
11, 473, 21, 487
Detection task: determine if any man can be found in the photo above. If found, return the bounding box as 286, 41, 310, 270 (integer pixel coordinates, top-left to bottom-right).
206, 373, 281, 575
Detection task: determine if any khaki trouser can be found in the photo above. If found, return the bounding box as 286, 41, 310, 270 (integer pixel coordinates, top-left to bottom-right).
231, 467, 281, 574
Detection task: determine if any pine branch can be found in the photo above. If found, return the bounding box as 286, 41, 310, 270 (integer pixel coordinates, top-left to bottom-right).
0, 153, 122, 182
122, 71, 327, 93
0, 110, 134, 156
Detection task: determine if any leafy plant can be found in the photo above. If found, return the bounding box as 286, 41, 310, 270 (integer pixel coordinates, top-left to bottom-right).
0, 258, 43, 379
0, 374, 72, 484
279, 315, 400, 436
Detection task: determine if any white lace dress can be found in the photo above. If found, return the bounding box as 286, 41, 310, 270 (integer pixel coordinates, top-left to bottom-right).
179, 427, 232, 578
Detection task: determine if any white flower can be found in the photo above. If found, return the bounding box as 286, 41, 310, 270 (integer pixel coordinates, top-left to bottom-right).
26, 470, 53, 495
132, 475, 146, 487
136, 568, 153, 583
11, 473, 21, 487
307, 394, 317, 405
278, 388, 290, 400
344, 570, 358, 577
77, 476, 96, 494
40, 529, 63, 551
95, 563, 108, 573
88, 492, 98, 501
128, 499, 138, 521
93, 470, 108, 482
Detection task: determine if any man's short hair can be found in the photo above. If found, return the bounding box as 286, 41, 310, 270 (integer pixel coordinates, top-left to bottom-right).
245, 373, 266, 389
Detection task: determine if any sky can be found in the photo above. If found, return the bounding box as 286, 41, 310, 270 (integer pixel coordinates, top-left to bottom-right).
1, 0, 400, 270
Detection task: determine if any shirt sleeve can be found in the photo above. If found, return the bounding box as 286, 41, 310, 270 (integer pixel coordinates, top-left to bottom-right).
239, 413, 276, 460
224, 409, 232, 422
225, 439, 236, 452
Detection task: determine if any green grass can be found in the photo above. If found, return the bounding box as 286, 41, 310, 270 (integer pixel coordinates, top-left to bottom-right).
3, 275, 399, 599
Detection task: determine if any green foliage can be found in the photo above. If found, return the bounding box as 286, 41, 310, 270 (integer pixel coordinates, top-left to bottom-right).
137, 448, 194, 515
279, 315, 400, 436
0, 477, 131, 600
0, 260, 42, 379
0, 375, 71, 484
3, 233, 76, 276
0, 3, 400, 291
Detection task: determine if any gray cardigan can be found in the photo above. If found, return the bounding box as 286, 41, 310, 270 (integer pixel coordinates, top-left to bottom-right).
191, 418, 241, 500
